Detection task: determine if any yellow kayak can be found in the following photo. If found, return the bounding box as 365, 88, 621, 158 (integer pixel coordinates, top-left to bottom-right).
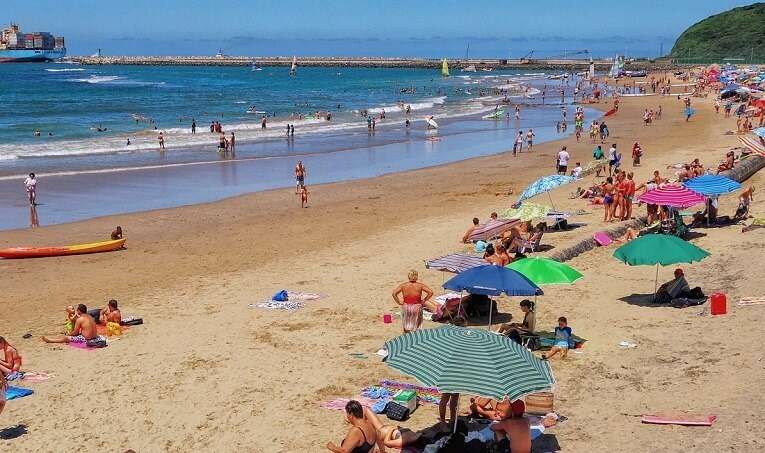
0, 238, 126, 259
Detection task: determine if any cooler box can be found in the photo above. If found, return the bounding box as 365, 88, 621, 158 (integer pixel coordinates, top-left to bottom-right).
393, 390, 417, 413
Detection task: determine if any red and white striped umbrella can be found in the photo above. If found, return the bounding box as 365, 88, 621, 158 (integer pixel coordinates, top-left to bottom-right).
637, 185, 706, 208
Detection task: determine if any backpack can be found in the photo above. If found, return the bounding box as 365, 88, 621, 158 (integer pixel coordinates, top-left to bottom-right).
385, 402, 410, 421
272, 290, 289, 302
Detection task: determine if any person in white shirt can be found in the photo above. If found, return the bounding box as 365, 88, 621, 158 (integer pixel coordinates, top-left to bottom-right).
571, 162, 583, 178
557, 147, 570, 175
24, 172, 37, 206
607, 144, 618, 176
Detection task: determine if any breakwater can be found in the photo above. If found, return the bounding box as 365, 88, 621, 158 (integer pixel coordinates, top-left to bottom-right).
64, 55, 667, 70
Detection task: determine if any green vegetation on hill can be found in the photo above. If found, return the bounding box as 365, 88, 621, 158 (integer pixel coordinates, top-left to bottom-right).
671, 2, 765, 61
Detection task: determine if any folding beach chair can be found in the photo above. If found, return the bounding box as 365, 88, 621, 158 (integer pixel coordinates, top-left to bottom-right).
519, 231, 544, 253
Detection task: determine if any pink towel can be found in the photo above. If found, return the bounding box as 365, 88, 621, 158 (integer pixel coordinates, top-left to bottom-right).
593, 232, 613, 246
641, 414, 717, 426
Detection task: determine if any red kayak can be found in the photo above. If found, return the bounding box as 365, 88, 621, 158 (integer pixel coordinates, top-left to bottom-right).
0, 238, 126, 259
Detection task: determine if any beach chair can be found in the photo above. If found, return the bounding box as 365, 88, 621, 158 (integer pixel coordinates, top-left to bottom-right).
433, 296, 467, 324
519, 231, 544, 253
739, 136, 765, 156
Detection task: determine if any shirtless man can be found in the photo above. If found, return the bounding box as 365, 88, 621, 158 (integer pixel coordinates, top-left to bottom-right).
0, 337, 22, 379
93, 299, 122, 325
491, 400, 531, 453
295, 161, 306, 193
462, 217, 480, 243
42, 304, 99, 344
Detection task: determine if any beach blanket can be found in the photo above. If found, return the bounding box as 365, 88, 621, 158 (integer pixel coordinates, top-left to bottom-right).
379, 380, 441, 405
320, 396, 379, 411
5, 386, 34, 401
19, 372, 53, 383
68, 341, 106, 351
641, 414, 717, 426
739, 297, 765, 306
250, 301, 305, 310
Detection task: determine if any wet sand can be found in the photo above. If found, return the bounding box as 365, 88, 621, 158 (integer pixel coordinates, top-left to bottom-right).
1, 78, 764, 452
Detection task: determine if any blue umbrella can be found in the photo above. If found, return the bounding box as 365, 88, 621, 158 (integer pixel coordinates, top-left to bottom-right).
683, 174, 741, 196
443, 265, 542, 328
752, 127, 765, 139
516, 175, 576, 205
443, 265, 543, 297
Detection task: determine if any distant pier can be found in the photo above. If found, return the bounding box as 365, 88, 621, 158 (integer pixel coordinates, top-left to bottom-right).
64, 55, 668, 70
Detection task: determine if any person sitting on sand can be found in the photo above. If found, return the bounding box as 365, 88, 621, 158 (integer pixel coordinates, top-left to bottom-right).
392, 270, 435, 334
111, 226, 123, 240
0, 337, 22, 380
498, 300, 536, 344
614, 227, 640, 243
90, 299, 122, 325
484, 244, 504, 266
655, 268, 691, 303
717, 152, 735, 173
735, 186, 754, 219
462, 217, 480, 243
43, 304, 100, 344
542, 317, 573, 360
495, 243, 512, 266
326, 400, 377, 453
490, 400, 531, 453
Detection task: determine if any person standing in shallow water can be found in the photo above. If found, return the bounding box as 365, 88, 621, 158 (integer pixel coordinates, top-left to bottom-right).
24, 172, 37, 206
392, 270, 435, 334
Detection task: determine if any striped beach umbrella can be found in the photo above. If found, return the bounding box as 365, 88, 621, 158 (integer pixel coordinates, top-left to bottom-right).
425, 253, 486, 274
683, 174, 741, 196
467, 219, 520, 242
383, 325, 555, 401
637, 185, 706, 208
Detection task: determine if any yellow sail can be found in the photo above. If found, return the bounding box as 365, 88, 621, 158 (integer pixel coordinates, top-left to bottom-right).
441, 58, 449, 77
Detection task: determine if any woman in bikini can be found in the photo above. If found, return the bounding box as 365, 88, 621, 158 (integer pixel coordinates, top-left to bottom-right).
392, 270, 435, 334
326, 400, 377, 453
603, 177, 615, 222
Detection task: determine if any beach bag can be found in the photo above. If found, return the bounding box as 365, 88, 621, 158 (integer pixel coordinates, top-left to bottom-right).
272, 290, 289, 302
385, 402, 410, 421
86, 338, 107, 348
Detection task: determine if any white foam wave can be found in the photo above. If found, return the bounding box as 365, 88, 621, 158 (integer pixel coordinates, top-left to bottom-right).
45, 68, 86, 72
70, 75, 123, 84
367, 96, 446, 114
68, 75, 166, 87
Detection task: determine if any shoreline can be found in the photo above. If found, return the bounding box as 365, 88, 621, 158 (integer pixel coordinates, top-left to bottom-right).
0, 107, 600, 231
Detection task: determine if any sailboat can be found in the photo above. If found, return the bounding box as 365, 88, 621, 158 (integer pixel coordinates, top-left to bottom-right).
461, 44, 476, 72
290, 56, 297, 76
441, 58, 449, 77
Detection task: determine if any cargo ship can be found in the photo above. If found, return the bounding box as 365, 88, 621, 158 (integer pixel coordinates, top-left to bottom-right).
0, 23, 66, 62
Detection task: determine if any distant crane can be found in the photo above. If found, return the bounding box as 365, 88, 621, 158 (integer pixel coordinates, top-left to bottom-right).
520, 49, 590, 64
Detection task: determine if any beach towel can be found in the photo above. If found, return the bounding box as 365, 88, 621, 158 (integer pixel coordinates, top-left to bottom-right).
250, 301, 305, 310
5, 386, 34, 401
739, 297, 765, 306
593, 231, 613, 246
68, 341, 105, 351
20, 372, 53, 383
287, 291, 324, 301
379, 380, 441, 405
641, 414, 717, 426
320, 396, 378, 411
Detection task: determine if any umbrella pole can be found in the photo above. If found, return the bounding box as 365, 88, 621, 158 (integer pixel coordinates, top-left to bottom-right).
453, 393, 460, 433
654, 264, 659, 295
488, 298, 493, 330
547, 191, 556, 212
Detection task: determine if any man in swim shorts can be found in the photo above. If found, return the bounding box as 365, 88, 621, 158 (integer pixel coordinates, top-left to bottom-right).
43, 304, 100, 344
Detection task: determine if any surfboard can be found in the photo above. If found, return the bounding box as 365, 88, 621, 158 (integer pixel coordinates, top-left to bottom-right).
426, 117, 439, 129
482, 110, 505, 120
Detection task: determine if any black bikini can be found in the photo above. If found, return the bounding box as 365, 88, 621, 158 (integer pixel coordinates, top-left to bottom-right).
344, 427, 374, 453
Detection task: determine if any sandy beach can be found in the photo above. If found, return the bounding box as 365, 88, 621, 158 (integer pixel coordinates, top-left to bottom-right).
2, 75, 765, 453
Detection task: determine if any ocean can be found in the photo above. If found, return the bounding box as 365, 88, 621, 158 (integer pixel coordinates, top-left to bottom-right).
0, 63, 602, 229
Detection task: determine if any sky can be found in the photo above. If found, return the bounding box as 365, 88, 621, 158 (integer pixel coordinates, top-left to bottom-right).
4, 0, 757, 57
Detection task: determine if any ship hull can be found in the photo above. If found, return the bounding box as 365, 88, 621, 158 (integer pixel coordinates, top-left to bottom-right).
0, 48, 66, 63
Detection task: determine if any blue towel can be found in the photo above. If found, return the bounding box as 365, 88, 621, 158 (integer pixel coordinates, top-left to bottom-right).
5, 386, 34, 400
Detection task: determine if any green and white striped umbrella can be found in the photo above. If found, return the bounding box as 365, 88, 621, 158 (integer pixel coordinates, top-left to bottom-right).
383, 325, 555, 401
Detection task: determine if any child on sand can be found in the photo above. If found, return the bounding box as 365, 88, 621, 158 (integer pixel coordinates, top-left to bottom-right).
299, 185, 309, 208
543, 316, 573, 360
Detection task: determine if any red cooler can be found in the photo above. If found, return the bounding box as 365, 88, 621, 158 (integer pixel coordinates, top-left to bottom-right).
710, 293, 727, 315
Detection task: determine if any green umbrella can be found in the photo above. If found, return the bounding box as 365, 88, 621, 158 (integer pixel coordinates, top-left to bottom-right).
506, 257, 583, 286
501, 202, 551, 222
613, 234, 710, 292
383, 325, 555, 401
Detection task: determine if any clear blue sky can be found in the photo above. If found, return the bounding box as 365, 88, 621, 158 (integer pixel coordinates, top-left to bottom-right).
5, 0, 756, 57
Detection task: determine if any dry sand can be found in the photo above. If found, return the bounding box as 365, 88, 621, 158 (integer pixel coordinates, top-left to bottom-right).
1, 76, 765, 452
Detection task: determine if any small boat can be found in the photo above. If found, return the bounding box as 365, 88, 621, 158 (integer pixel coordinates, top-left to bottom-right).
441, 58, 450, 77
251, 60, 262, 71
461, 65, 477, 73
0, 238, 127, 259
290, 56, 297, 76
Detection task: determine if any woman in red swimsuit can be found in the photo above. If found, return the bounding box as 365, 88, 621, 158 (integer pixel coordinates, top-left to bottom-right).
392, 270, 435, 333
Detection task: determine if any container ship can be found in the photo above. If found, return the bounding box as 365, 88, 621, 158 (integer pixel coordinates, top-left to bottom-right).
0, 23, 66, 62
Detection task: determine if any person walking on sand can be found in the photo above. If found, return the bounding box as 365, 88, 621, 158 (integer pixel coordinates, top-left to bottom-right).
24, 172, 37, 206
513, 131, 523, 156
526, 129, 535, 150
158, 132, 165, 150
191, 119, 196, 134
295, 161, 306, 193
556, 146, 570, 175
392, 270, 435, 334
